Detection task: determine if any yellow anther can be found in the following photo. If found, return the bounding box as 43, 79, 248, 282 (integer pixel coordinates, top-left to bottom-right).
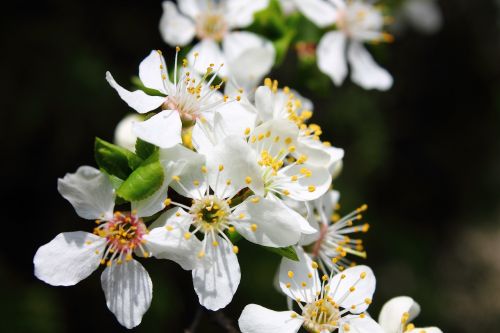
226, 179, 232, 185
184, 232, 192, 240
198, 251, 205, 258
301, 282, 307, 287
288, 271, 294, 278
239, 213, 245, 219
341, 274, 346, 279
245, 176, 252, 184
236, 96, 241, 101
201, 166, 207, 173
343, 323, 350, 331
307, 273, 312, 278
286, 282, 291, 288
308, 185, 316, 192
282, 189, 290, 196
175, 212, 181, 217
172, 175, 180, 182
322, 274, 329, 281
257, 133, 264, 141
285, 137, 292, 145
244, 127, 251, 135
251, 197, 260, 203
250, 224, 258, 232
365, 298, 372, 304
163, 198, 172, 206
360, 272, 367, 279
312, 261, 319, 269
359, 313, 366, 319
194, 52, 199, 58
288, 145, 296, 153
165, 225, 174, 231
291, 175, 298, 182
193, 180, 200, 186
212, 241, 219, 247
290, 312, 297, 318
233, 246, 239, 254
349, 286, 356, 292
228, 226, 235, 233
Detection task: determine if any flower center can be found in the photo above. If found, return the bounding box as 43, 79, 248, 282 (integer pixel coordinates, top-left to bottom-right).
336, 3, 385, 41
94, 211, 148, 265
190, 195, 231, 232
195, 13, 228, 41
302, 298, 340, 333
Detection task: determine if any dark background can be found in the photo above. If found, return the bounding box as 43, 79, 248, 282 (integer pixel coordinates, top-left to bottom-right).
1, 0, 499, 332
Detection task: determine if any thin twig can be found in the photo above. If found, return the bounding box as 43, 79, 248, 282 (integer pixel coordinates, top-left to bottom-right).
210, 311, 239, 333
184, 306, 204, 333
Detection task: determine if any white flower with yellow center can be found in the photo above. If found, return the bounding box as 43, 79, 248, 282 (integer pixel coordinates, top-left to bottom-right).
239, 249, 383, 333
160, 0, 275, 92
106, 49, 244, 149
33, 166, 199, 328
146, 140, 306, 310
378, 296, 443, 333
290, 0, 393, 90
254, 79, 344, 175
301, 190, 370, 273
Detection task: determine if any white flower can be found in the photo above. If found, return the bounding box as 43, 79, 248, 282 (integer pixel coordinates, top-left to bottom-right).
254, 79, 344, 174
160, 0, 275, 92
239, 249, 383, 333
114, 113, 143, 151
292, 0, 393, 90
33, 166, 198, 328
106, 49, 239, 149
301, 190, 370, 273
147, 140, 305, 310
378, 296, 443, 333
401, 0, 443, 35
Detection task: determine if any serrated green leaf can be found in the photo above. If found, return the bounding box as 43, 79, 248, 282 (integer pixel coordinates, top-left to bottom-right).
94, 137, 143, 180
116, 151, 164, 202
264, 245, 299, 261
135, 138, 158, 160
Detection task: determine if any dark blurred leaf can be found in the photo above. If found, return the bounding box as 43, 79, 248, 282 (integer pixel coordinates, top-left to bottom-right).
116, 150, 164, 201
94, 137, 143, 180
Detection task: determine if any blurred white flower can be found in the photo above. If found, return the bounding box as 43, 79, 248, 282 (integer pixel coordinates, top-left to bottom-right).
33, 166, 198, 328
239, 250, 382, 333
160, 0, 275, 93
113, 113, 142, 151
291, 0, 393, 90
402, 0, 443, 35
379, 296, 443, 333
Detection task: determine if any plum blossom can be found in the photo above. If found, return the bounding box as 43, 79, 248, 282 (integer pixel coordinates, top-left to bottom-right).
160, 0, 275, 92
378, 296, 443, 333
33, 166, 199, 328
239, 249, 382, 333
291, 0, 394, 90
146, 141, 306, 310
106, 49, 245, 149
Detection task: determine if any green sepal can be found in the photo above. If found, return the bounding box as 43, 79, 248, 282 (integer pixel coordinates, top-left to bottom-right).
94, 137, 143, 180
264, 245, 299, 261
116, 150, 164, 202
135, 138, 158, 160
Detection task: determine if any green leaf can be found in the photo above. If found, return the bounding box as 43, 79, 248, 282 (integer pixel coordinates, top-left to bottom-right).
94, 137, 143, 180
131, 76, 165, 97
135, 138, 158, 160
116, 151, 164, 202
264, 245, 299, 261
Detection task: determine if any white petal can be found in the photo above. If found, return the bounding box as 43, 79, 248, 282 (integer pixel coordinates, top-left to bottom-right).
207, 136, 263, 198
191, 113, 226, 155
161, 144, 207, 199
178, 0, 201, 19
132, 110, 182, 148
294, 0, 337, 27
317, 31, 348, 86
254, 86, 275, 122
278, 163, 332, 201
328, 265, 376, 313
340, 315, 385, 333
114, 114, 142, 152
225, 0, 270, 28
239, 304, 303, 333
232, 196, 303, 247
34, 232, 106, 286
378, 296, 421, 333
57, 166, 115, 220
267, 193, 317, 235
138, 50, 169, 93
192, 236, 240, 310
347, 42, 393, 91
143, 208, 202, 270
101, 259, 153, 329
106, 71, 165, 113
279, 248, 321, 303
216, 100, 258, 138
188, 40, 227, 77
223, 32, 275, 91
250, 119, 299, 158
159, 1, 196, 46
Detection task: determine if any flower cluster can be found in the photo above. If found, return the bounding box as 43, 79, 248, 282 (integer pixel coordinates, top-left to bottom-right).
34, 0, 444, 331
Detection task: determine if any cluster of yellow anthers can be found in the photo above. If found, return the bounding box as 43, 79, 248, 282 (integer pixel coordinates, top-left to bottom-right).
92, 211, 149, 267
263, 77, 326, 144
286, 262, 371, 333
310, 204, 370, 273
